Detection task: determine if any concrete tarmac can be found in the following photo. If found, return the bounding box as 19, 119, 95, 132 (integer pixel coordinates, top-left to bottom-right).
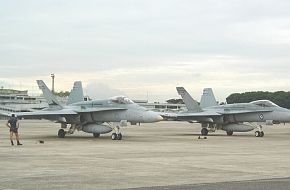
0, 120, 290, 190
125, 177, 290, 190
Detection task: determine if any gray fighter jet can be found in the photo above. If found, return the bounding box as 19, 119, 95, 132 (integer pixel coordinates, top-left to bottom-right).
174, 87, 290, 137
6, 80, 163, 140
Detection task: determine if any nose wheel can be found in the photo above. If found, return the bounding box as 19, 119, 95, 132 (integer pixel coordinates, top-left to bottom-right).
201, 128, 209, 136
111, 133, 122, 140
255, 125, 264, 137
226, 131, 233, 136
93, 133, 100, 138
255, 131, 264, 137
58, 129, 66, 138
57, 124, 76, 138
111, 125, 123, 140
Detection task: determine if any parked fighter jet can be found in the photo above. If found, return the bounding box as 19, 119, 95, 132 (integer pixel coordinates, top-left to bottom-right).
6, 80, 163, 140
175, 87, 290, 137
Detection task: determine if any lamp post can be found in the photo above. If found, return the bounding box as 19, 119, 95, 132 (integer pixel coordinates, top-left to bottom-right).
51, 74, 55, 93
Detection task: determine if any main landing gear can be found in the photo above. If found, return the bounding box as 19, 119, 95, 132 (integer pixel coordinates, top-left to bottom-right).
201, 128, 209, 136
111, 133, 122, 140
226, 131, 233, 136
111, 125, 122, 140
58, 129, 66, 138
93, 133, 100, 138
57, 124, 77, 138
255, 125, 264, 137
255, 131, 264, 137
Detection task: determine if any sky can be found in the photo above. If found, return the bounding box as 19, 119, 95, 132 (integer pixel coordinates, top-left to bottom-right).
1, 0, 290, 102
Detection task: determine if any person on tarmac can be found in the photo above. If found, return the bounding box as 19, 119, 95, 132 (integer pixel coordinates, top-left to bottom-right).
6, 114, 22, 146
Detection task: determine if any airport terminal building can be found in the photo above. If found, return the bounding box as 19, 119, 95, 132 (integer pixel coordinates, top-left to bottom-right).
0, 88, 47, 119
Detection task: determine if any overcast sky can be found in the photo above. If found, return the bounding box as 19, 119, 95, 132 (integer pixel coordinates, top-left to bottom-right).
1, 0, 290, 102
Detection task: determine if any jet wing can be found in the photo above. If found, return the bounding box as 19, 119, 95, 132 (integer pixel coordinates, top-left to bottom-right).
175, 111, 221, 123
217, 109, 273, 115
75, 107, 127, 113
157, 112, 178, 121
13, 110, 78, 118
1, 107, 127, 119
158, 111, 220, 119
0, 107, 128, 123
2, 108, 126, 118
158, 111, 220, 122
175, 109, 273, 123
157, 112, 177, 117
177, 112, 221, 117
177, 109, 272, 118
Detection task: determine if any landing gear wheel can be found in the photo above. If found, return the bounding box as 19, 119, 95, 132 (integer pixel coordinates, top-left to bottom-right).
255, 131, 261, 137
260, 131, 264, 137
58, 129, 66, 138
201, 128, 209, 136
226, 131, 233, 136
111, 133, 117, 140
93, 133, 100, 138
117, 133, 122, 140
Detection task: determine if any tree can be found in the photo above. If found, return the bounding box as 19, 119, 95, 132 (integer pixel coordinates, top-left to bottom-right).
166, 98, 184, 104
53, 91, 70, 97
226, 91, 290, 109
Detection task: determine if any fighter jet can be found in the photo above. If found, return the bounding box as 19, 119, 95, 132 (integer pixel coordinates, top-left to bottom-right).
174, 87, 290, 137
5, 80, 163, 140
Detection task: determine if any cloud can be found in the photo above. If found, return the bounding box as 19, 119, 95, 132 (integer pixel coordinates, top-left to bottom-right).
84, 82, 126, 99
1, 0, 290, 102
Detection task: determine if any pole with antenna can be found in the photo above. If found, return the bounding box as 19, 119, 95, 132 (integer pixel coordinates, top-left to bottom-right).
51, 73, 55, 93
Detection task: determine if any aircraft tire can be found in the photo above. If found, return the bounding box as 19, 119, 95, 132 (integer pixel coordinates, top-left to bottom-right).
111, 133, 117, 140
201, 128, 208, 136
260, 131, 264, 137
226, 131, 233, 136
58, 129, 66, 138
255, 131, 261, 137
93, 133, 100, 138
117, 133, 122, 140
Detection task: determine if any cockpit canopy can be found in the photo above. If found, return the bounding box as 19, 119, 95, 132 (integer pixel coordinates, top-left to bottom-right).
250, 100, 279, 108
109, 96, 134, 104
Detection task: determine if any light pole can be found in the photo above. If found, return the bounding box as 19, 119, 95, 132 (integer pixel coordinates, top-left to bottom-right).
51, 73, 55, 93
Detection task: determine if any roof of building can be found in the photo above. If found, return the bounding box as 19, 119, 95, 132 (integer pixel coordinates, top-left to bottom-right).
0, 88, 28, 95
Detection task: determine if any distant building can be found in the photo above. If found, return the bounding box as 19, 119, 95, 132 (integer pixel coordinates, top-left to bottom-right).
0, 88, 28, 95
134, 100, 186, 112
0, 88, 48, 119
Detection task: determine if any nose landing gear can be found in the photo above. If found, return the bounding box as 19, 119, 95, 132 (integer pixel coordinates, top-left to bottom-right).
255, 125, 264, 137
58, 129, 66, 138
226, 131, 233, 136
111, 133, 122, 140
201, 128, 209, 136
111, 125, 123, 140
57, 124, 77, 138
255, 131, 264, 137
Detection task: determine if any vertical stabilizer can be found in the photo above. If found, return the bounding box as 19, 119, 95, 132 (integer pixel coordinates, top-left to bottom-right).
67, 81, 84, 105
176, 87, 202, 112
37, 80, 62, 107
200, 88, 218, 108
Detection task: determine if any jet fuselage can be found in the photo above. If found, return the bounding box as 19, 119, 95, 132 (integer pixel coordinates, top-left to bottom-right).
63, 97, 163, 124
206, 101, 290, 124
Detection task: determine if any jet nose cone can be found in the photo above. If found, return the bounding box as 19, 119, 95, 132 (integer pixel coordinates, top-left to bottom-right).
151, 112, 163, 122
146, 111, 164, 122
156, 115, 164, 122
